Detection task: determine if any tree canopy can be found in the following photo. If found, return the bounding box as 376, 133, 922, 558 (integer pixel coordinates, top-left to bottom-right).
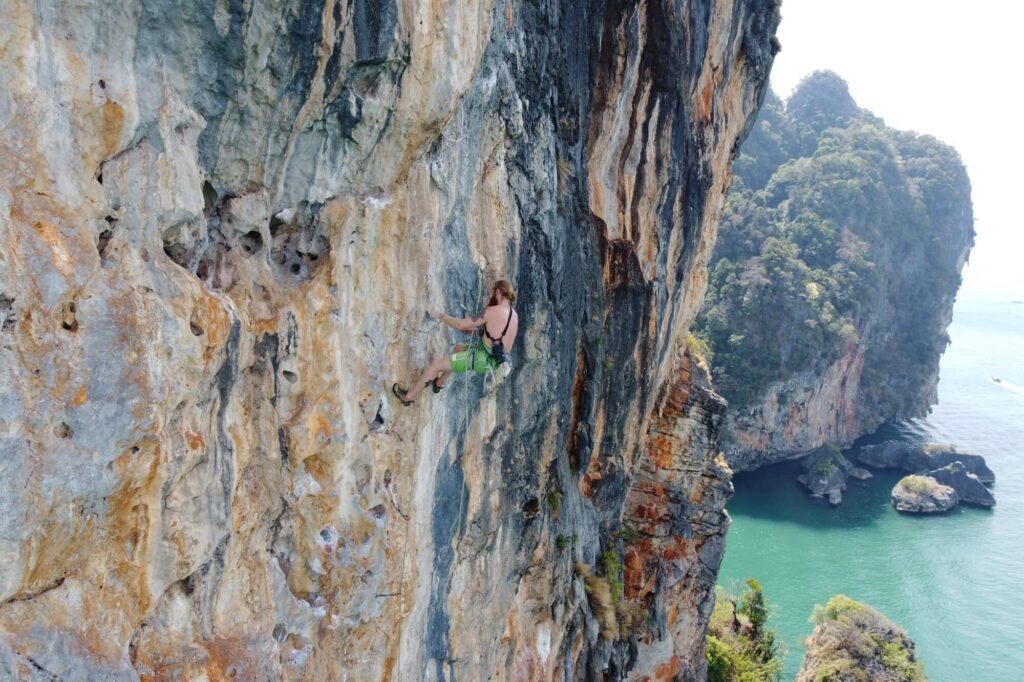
696, 72, 974, 422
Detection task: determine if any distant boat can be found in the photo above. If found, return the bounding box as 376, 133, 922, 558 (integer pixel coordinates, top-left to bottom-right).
1011, 300, 1024, 304
991, 376, 1024, 395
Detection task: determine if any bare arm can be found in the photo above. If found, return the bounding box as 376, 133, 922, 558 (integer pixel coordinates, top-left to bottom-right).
429, 310, 485, 333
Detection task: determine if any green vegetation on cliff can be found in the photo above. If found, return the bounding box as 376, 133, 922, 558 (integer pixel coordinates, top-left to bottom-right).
706, 580, 783, 681
696, 71, 973, 423
798, 595, 926, 682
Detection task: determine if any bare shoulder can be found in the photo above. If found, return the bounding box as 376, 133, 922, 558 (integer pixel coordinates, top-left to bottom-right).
484, 304, 515, 321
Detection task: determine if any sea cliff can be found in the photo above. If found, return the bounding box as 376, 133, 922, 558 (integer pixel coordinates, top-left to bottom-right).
0, 0, 778, 678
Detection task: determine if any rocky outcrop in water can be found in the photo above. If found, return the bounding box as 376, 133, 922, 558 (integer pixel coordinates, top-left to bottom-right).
903, 445, 995, 484
799, 595, 927, 682
795, 444, 873, 505
866, 442, 996, 512
892, 460, 994, 513
858, 441, 994, 480
924, 462, 994, 507
796, 444, 852, 505
892, 475, 958, 513
694, 72, 975, 471
0, 0, 778, 678
858, 441, 915, 469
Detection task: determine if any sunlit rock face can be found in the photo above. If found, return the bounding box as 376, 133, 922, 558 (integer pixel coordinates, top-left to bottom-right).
0, 0, 777, 679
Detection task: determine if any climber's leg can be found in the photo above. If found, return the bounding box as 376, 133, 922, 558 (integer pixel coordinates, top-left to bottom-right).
405, 355, 452, 401
434, 344, 466, 390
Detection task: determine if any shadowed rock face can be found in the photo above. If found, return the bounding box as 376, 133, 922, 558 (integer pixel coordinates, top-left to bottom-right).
0, 0, 777, 678
906, 447, 995, 484
855, 442, 995, 484
923, 462, 995, 507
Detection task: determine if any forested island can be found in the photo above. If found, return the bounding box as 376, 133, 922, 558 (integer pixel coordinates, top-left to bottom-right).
695, 71, 974, 472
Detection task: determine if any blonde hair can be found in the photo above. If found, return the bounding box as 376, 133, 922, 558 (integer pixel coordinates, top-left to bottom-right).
493, 280, 516, 303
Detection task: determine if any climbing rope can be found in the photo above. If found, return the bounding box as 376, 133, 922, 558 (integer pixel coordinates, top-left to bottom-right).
391, 271, 515, 591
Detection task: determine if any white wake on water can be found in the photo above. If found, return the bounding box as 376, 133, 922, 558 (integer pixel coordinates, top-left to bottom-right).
990, 377, 1024, 395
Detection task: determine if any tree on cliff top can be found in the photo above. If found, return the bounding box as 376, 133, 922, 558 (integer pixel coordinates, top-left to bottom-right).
787, 71, 860, 136
706, 582, 783, 681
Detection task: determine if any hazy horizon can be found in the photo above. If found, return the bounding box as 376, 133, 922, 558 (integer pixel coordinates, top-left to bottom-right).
766, 0, 1022, 303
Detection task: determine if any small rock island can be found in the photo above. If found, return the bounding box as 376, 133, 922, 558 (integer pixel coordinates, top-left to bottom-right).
856, 441, 996, 513
792, 439, 995, 512
798, 595, 927, 682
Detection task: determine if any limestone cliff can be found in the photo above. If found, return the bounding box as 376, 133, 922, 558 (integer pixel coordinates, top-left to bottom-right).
0, 0, 778, 679
695, 72, 974, 471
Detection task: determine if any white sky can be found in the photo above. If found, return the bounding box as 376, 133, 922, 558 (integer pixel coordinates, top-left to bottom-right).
768, 0, 1023, 302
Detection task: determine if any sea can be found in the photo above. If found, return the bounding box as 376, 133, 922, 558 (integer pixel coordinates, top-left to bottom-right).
718, 299, 1024, 681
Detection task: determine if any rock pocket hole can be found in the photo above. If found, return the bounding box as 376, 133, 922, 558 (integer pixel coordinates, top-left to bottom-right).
369, 504, 387, 519
189, 309, 204, 336
370, 402, 385, 432
1, 294, 15, 332
54, 422, 73, 439
202, 181, 218, 216
282, 370, 298, 384
522, 498, 540, 517
196, 258, 213, 281
96, 229, 113, 259
240, 230, 263, 255
61, 301, 78, 332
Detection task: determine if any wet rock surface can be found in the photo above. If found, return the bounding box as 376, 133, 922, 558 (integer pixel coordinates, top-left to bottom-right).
0, 0, 778, 678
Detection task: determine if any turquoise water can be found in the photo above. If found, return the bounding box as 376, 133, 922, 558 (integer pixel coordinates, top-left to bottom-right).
718, 300, 1024, 680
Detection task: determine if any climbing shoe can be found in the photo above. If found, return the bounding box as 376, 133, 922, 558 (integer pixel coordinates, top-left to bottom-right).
431, 378, 444, 394
392, 383, 413, 407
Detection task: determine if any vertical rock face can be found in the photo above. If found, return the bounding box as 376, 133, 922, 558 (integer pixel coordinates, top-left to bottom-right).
0, 1, 777, 679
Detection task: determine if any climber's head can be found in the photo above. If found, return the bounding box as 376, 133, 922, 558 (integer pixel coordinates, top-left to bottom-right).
489, 280, 516, 306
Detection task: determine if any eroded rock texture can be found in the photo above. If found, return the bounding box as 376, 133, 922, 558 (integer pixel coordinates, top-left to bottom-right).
0, 0, 778, 679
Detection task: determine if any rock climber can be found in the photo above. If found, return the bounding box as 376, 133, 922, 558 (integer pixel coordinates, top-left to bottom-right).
392, 280, 519, 406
